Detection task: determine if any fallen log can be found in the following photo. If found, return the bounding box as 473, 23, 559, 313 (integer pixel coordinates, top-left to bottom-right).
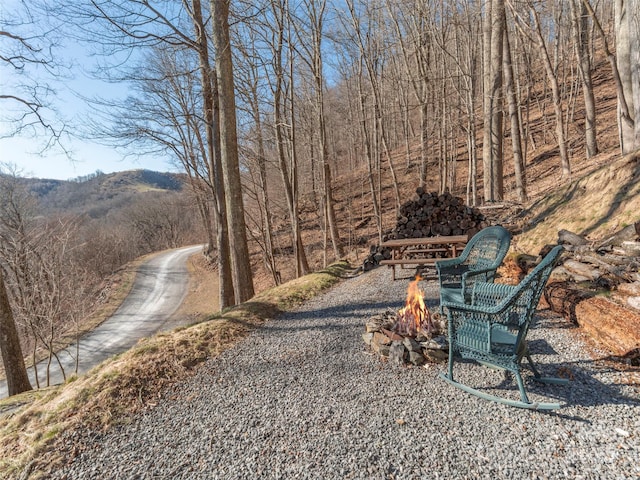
558, 229, 589, 246
563, 259, 601, 281
545, 282, 640, 356
574, 253, 637, 283
618, 282, 640, 297
621, 241, 640, 257
596, 222, 640, 251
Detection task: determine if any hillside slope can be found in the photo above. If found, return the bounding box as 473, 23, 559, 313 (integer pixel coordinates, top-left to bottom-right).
20, 169, 185, 218
513, 151, 640, 253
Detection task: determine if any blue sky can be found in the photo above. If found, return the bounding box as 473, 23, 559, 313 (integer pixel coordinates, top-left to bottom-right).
1, 135, 176, 181
0, 0, 177, 181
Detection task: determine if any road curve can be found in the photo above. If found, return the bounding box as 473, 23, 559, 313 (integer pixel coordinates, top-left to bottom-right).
0, 245, 202, 399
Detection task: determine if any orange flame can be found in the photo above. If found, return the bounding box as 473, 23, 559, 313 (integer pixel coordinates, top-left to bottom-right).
394, 275, 432, 337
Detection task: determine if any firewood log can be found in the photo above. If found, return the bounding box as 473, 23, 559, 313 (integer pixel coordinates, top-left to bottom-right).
596, 223, 640, 251
557, 229, 589, 246
563, 259, 601, 281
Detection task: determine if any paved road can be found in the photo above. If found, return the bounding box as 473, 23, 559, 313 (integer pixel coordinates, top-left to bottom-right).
0, 245, 202, 399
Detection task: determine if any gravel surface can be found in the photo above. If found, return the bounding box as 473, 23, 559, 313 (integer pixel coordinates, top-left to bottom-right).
49, 267, 639, 479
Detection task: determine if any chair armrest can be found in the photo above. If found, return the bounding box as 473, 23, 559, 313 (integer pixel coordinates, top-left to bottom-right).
442, 282, 516, 315
435, 257, 465, 273
471, 281, 518, 310
459, 267, 499, 298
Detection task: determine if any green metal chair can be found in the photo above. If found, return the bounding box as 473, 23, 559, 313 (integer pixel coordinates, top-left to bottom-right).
439, 245, 568, 410
436, 225, 511, 308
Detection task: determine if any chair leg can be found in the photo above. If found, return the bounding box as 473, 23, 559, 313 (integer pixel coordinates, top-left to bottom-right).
446, 341, 455, 381
525, 352, 543, 378
514, 369, 531, 404
525, 353, 570, 385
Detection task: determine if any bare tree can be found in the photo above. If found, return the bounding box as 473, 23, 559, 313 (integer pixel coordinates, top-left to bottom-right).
262, 0, 310, 278
614, 0, 640, 152
483, 0, 505, 202
0, 2, 67, 150
188, 0, 235, 307
210, 0, 254, 302
571, 0, 598, 158
0, 268, 31, 396
503, 11, 527, 202
235, 28, 280, 285
0, 1, 70, 395
344, 0, 401, 211
510, 1, 571, 179
295, 0, 343, 261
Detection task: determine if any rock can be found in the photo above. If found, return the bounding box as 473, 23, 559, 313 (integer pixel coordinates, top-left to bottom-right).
408, 351, 426, 366
372, 331, 391, 346
432, 335, 448, 349
415, 332, 427, 342
389, 341, 407, 365
403, 336, 421, 352
372, 340, 390, 357
362, 332, 374, 346
421, 335, 448, 351
365, 314, 386, 333
423, 349, 448, 362
381, 328, 403, 341
371, 332, 392, 357
365, 322, 381, 333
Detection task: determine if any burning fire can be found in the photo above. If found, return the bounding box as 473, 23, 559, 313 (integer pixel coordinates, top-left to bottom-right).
394, 275, 433, 337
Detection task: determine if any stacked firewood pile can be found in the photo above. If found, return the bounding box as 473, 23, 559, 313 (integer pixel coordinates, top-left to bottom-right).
544, 222, 640, 363
363, 189, 487, 270
554, 223, 640, 292
392, 188, 487, 240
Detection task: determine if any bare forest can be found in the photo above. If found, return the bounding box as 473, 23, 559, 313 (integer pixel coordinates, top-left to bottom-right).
1, 0, 640, 396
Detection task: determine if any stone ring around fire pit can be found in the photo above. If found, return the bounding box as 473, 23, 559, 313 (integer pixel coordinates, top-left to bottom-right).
363, 309, 448, 366
362, 276, 449, 366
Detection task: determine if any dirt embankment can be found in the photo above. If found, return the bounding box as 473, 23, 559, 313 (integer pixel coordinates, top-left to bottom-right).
504, 151, 640, 362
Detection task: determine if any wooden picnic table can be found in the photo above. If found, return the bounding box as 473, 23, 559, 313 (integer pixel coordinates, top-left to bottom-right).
379, 235, 468, 280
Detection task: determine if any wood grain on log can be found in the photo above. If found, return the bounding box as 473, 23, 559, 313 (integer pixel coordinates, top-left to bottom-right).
563, 259, 601, 281
545, 282, 640, 356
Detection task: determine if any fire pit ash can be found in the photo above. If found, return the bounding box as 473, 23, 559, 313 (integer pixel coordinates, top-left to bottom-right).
363, 276, 448, 365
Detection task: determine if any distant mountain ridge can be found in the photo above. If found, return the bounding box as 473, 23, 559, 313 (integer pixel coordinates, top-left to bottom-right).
14, 169, 186, 218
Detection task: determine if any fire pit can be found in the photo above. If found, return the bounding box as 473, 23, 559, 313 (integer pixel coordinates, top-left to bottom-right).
363, 276, 448, 365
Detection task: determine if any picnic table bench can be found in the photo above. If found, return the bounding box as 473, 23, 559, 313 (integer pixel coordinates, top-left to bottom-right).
379, 235, 468, 280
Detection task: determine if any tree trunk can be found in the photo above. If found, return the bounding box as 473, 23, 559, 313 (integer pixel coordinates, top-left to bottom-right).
0, 270, 32, 396
581, 0, 634, 154
482, 0, 504, 203
503, 19, 527, 202
288, 45, 310, 276
357, 62, 382, 244
268, 0, 308, 278
309, 0, 343, 260
255, 114, 279, 285
615, 0, 639, 152
529, 3, 571, 179
191, 0, 234, 307
210, 0, 254, 303
571, 0, 598, 158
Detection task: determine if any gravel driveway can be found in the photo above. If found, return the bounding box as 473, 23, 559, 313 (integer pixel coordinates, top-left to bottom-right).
49, 266, 639, 479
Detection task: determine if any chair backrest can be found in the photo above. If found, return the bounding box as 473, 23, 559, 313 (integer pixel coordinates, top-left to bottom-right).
460, 225, 511, 272
474, 245, 563, 343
